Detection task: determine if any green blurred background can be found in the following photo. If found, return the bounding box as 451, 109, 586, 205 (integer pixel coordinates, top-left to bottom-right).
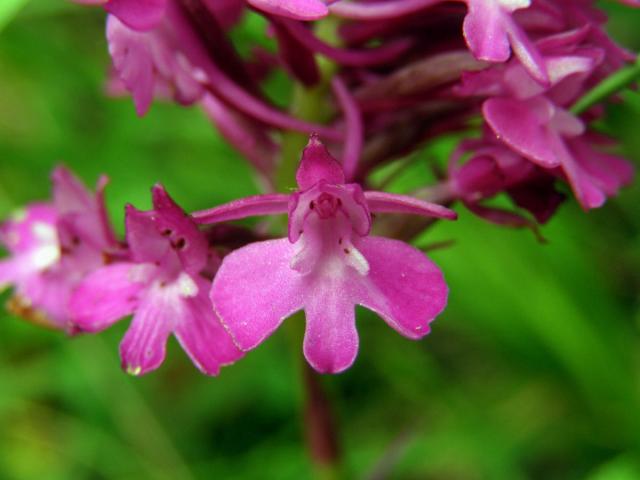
1, 2, 639, 479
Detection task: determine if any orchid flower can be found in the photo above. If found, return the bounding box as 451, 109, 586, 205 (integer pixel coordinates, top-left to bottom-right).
194, 136, 456, 374
484, 95, 633, 209
107, 14, 206, 116
0, 167, 118, 329
69, 185, 244, 376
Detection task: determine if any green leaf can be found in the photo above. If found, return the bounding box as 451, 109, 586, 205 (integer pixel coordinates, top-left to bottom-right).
0, 0, 30, 33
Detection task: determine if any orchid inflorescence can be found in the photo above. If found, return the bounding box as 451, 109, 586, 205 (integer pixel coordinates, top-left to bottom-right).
0, 0, 637, 376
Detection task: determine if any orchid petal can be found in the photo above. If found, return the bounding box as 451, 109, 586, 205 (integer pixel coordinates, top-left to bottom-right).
125, 204, 171, 263
174, 278, 244, 375
151, 185, 208, 273
105, 0, 167, 31
296, 135, 346, 190
52, 166, 94, 215
69, 263, 146, 333
192, 193, 290, 225
364, 191, 457, 220
303, 277, 359, 374
119, 287, 174, 376
329, 0, 442, 20
356, 237, 447, 339
248, 0, 329, 20
211, 239, 305, 350
483, 97, 561, 167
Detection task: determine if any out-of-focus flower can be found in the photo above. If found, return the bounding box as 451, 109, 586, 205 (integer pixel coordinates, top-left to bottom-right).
70, 185, 243, 376
0, 167, 118, 329
107, 14, 205, 116
484, 95, 633, 209
195, 136, 455, 373
449, 136, 565, 229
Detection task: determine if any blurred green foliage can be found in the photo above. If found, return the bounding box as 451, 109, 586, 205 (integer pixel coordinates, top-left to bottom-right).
0, 2, 639, 479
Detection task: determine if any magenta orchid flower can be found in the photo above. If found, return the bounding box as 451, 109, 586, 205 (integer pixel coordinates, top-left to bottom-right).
193, 136, 456, 374
329, 0, 547, 83
449, 137, 565, 228
69, 185, 243, 376
483, 95, 634, 209
107, 15, 205, 116
0, 167, 117, 329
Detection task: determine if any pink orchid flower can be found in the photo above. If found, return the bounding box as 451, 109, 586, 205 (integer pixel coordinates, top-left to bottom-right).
483, 95, 634, 209
0, 167, 117, 329
69, 185, 244, 376
107, 15, 205, 116
194, 135, 456, 374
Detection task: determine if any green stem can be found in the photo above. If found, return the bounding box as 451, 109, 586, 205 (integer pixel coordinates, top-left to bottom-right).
571, 53, 640, 115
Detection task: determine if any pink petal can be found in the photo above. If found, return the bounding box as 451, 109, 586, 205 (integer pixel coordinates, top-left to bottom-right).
151, 185, 208, 273
125, 205, 170, 263
247, 0, 329, 20
119, 288, 173, 375
211, 239, 304, 350
463, 0, 548, 84
52, 167, 116, 251
559, 150, 606, 210
464, 201, 545, 241
296, 135, 346, 190
303, 277, 359, 374
329, 0, 442, 20
483, 97, 561, 167
364, 191, 457, 220
463, 0, 512, 63
192, 193, 290, 225
51, 166, 93, 215
356, 236, 448, 339
506, 18, 548, 84
69, 263, 145, 333
19, 270, 76, 328
106, 0, 167, 31
0, 259, 17, 289
107, 15, 156, 116
174, 277, 244, 375
453, 156, 504, 199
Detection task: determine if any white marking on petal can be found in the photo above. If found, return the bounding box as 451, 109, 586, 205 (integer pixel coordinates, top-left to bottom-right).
31, 222, 57, 243
128, 264, 155, 283
31, 245, 61, 270
175, 272, 198, 298
343, 244, 369, 276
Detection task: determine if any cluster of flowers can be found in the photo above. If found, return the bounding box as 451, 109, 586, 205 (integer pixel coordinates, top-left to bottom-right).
0, 0, 637, 375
